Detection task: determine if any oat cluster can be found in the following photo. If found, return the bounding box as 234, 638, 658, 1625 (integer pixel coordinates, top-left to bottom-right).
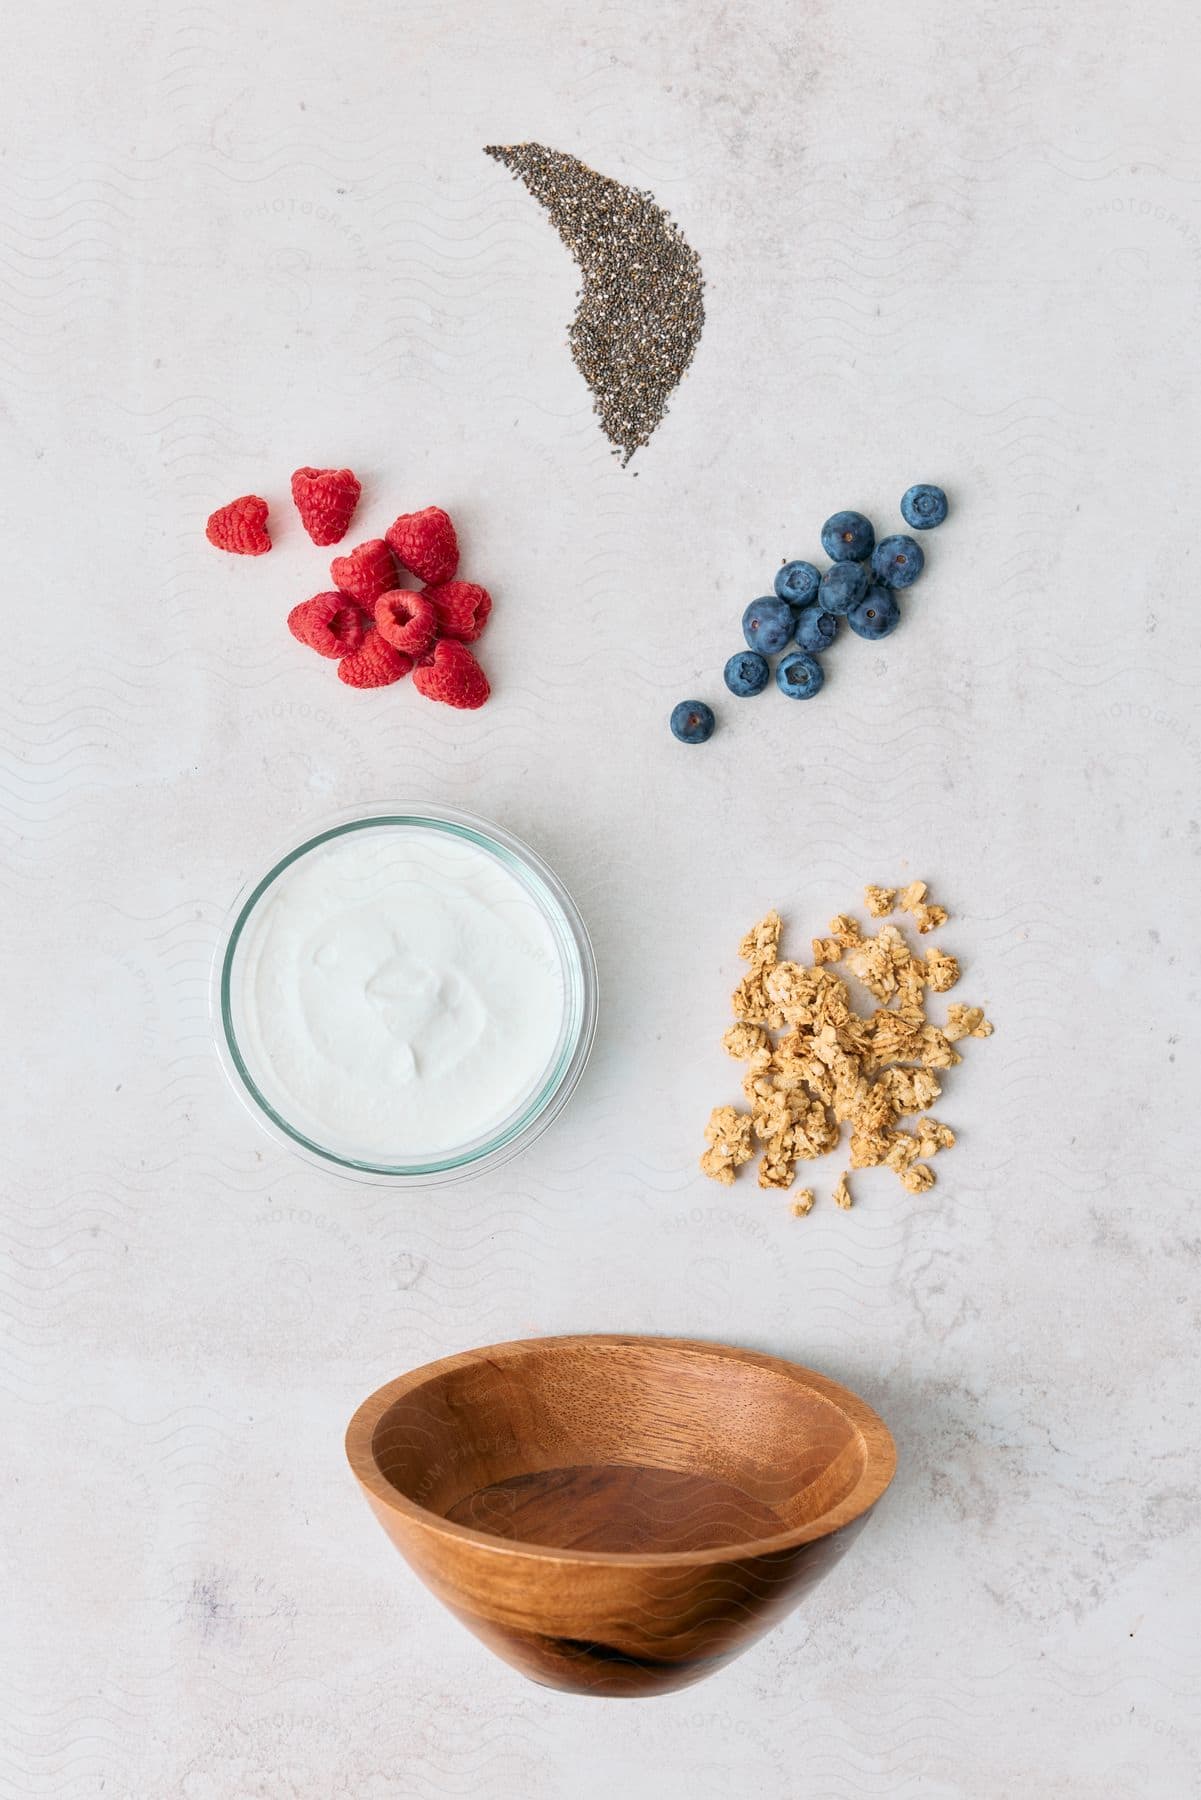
484, 142, 705, 464
700, 885, 993, 1212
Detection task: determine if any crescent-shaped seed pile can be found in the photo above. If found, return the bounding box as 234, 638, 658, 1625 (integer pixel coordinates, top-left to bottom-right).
485, 142, 705, 463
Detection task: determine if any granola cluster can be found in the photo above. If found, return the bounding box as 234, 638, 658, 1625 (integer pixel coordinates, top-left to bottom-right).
699, 886, 993, 1212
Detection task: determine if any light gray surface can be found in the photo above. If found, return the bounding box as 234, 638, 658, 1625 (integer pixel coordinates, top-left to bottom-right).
3, 3, 1200, 1794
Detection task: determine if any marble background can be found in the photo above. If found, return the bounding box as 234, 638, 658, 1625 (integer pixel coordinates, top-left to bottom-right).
3, 1, 1200, 1794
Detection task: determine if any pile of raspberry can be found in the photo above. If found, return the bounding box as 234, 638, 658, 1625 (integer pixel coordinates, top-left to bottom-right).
205, 470, 491, 708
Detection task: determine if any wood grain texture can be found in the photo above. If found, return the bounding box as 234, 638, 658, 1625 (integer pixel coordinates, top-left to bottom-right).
346, 1334, 896, 1697
446, 1463, 792, 1552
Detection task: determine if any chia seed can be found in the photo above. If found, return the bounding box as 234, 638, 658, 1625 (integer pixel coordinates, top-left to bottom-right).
485, 142, 705, 464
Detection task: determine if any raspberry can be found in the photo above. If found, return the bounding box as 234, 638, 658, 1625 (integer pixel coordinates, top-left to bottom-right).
287, 592, 369, 658
423, 580, 492, 644
337, 631, 413, 689
206, 495, 270, 555
385, 506, 459, 586
330, 539, 398, 606
375, 590, 438, 658
291, 467, 361, 546
412, 638, 490, 710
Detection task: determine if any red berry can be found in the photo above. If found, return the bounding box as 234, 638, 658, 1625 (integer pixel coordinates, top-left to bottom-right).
423, 579, 492, 644
385, 506, 459, 586
330, 538, 398, 606
291, 467, 361, 546
287, 592, 369, 658
375, 590, 438, 658
412, 638, 490, 710
206, 495, 270, 555
337, 632, 413, 689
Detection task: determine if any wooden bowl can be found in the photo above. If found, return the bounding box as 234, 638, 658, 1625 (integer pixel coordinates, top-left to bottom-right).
346, 1334, 895, 1697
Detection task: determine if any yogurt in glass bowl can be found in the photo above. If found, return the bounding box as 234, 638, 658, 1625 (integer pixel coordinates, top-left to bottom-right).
215, 806, 598, 1182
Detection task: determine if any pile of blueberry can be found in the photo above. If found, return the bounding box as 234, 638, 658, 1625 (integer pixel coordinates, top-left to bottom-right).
670, 483, 948, 743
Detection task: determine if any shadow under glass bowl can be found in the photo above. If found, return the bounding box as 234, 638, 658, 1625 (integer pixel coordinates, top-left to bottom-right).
346, 1334, 896, 1697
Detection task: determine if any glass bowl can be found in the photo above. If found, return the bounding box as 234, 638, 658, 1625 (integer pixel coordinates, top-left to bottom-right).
213, 804, 598, 1184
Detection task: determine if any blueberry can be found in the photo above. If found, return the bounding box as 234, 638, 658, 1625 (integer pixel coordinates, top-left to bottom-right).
776, 651, 825, 700
821, 511, 875, 562
724, 650, 771, 697
742, 594, 795, 655
818, 561, 869, 615
871, 534, 924, 588
847, 586, 900, 640
794, 604, 838, 653
900, 484, 948, 530
670, 699, 716, 744
774, 560, 821, 606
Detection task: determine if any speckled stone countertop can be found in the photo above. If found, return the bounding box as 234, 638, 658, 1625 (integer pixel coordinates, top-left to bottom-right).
3, 2, 1199, 1793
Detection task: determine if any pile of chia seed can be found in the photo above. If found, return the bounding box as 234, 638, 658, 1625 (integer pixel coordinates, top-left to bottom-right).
485, 142, 705, 464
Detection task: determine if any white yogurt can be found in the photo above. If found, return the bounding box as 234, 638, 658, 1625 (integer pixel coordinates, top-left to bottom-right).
228, 823, 569, 1163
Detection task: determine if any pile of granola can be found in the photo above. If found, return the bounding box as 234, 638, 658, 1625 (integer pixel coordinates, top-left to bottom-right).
700, 884, 992, 1213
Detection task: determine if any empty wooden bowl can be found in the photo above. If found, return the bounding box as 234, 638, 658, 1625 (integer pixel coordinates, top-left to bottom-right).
345, 1334, 895, 1697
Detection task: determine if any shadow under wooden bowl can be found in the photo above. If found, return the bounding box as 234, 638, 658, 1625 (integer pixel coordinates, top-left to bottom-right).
345, 1333, 896, 1698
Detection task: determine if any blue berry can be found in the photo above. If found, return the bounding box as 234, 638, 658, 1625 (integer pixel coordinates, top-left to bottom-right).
847, 586, 900, 640
670, 699, 716, 744
776, 651, 825, 700
742, 594, 795, 655
794, 604, 838, 653
724, 650, 770, 697
775, 560, 821, 606
818, 561, 869, 615
900, 484, 948, 530
821, 510, 875, 562
871, 534, 924, 588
